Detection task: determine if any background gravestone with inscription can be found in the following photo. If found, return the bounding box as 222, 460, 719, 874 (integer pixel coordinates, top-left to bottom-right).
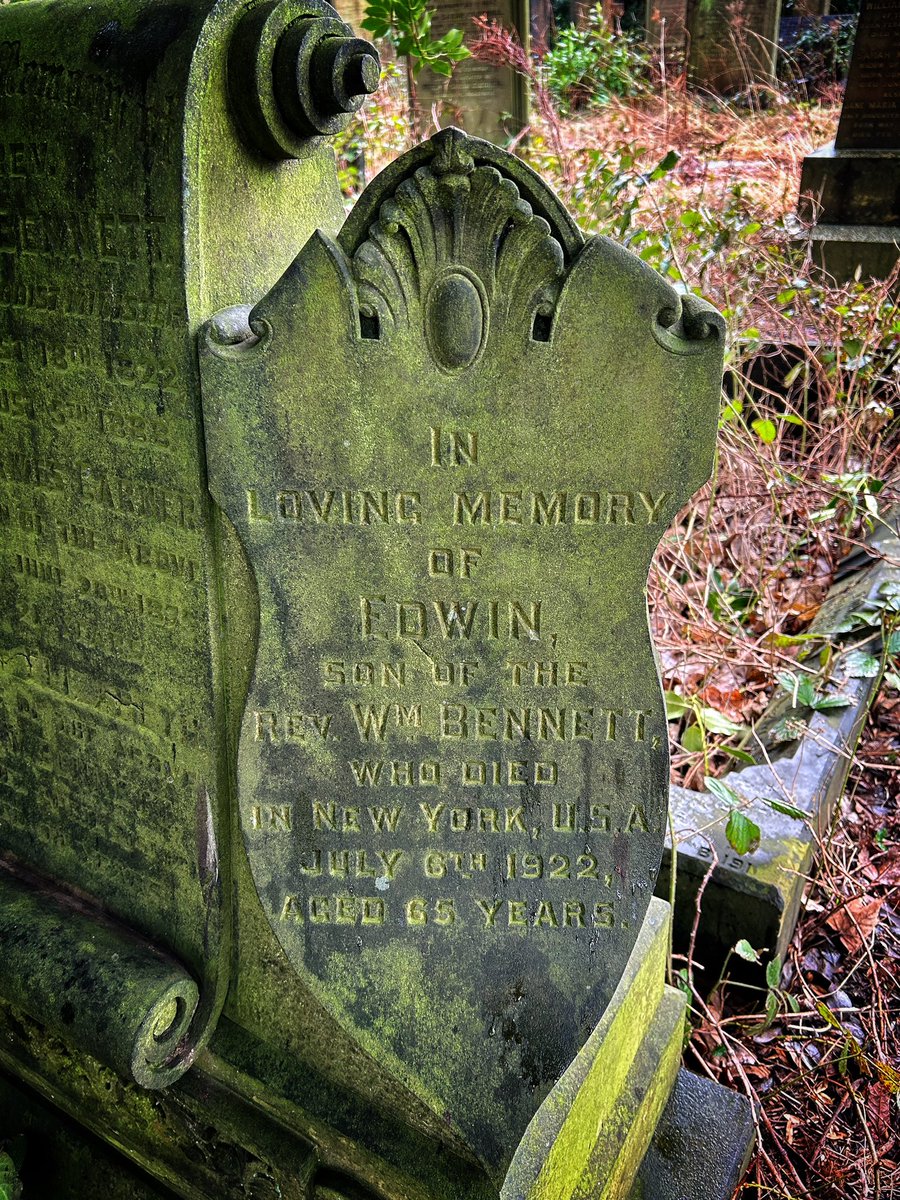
798, 0, 900, 285
413, 0, 530, 144
0, 1, 752, 1197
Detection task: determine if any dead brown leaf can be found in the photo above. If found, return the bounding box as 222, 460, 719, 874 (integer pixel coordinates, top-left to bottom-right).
825, 895, 885, 954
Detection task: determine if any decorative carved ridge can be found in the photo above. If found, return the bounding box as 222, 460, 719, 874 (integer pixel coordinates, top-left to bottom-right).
204, 128, 725, 365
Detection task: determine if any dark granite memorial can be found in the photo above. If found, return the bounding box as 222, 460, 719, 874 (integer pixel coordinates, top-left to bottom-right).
0, 1, 752, 1196
798, 0, 900, 284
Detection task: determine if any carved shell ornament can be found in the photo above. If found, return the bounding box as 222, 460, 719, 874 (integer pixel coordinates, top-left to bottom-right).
342, 128, 569, 370
206, 128, 722, 363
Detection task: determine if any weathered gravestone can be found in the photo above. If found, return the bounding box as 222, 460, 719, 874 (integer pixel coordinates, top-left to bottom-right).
0, 1, 753, 1195
798, 0, 900, 285
413, 0, 529, 144
685, 0, 782, 94
644, 0, 689, 63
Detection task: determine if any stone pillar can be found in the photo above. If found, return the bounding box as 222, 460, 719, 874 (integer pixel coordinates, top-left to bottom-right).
687, 0, 783, 93
797, 0, 900, 286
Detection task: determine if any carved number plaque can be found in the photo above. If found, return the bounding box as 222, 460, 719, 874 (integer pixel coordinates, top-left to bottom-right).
201, 129, 723, 1175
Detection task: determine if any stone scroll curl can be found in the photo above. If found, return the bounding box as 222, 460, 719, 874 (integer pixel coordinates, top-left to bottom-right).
200, 127, 724, 1181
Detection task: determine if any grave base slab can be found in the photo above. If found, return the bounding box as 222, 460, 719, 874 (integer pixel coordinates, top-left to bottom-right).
506, 898, 686, 1200
629, 1068, 756, 1200
0, 900, 757, 1200
662, 511, 900, 977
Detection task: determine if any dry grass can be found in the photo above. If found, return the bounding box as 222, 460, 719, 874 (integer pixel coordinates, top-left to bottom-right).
692, 693, 900, 1199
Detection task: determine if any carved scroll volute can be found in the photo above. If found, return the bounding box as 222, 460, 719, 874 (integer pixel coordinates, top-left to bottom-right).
199, 128, 725, 1184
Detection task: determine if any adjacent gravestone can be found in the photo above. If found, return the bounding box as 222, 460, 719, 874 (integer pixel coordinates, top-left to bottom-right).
0, 0, 753, 1195
686, 0, 782, 94
413, 0, 529, 143
645, 0, 689, 62
798, 0, 900, 284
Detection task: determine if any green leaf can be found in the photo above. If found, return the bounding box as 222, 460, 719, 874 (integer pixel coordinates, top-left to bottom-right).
705, 776, 741, 807
719, 396, 743, 423
734, 938, 761, 963
656, 149, 680, 173
751, 417, 777, 443
764, 989, 779, 1028
721, 745, 756, 764
771, 632, 820, 648
815, 999, 842, 1030
765, 955, 782, 989
838, 1038, 852, 1076
842, 649, 881, 678
765, 797, 807, 821
726, 810, 761, 856
769, 715, 807, 743
682, 724, 705, 752
664, 690, 690, 719
699, 705, 746, 736
811, 694, 853, 710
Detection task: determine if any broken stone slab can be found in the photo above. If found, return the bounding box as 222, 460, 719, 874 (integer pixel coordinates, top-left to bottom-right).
661, 509, 900, 971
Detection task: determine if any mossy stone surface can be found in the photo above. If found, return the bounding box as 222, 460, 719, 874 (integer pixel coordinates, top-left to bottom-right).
0, 4, 732, 1191
0, 0, 349, 1062
201, 126, 724, 1182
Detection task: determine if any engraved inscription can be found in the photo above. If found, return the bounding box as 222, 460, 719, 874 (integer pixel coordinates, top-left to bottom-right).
0, 17, 218, 968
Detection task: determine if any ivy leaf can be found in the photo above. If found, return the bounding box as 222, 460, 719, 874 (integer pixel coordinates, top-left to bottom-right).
726, 810, 761, 855
842, 649, 881, 678
734, 938, 761, 963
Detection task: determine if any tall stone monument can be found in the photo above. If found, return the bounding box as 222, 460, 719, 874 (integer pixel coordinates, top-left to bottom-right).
413, 0, 530, 144
0, 1, 753, 1196
798, 0, 900, 285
